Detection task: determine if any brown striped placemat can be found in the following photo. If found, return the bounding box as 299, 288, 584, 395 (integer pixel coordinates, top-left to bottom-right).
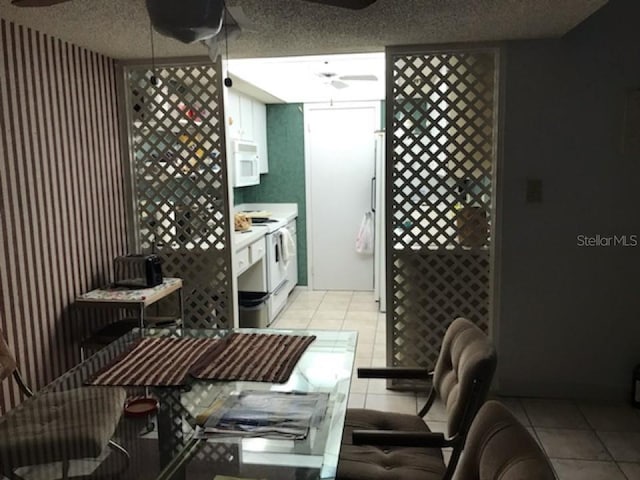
191, 333, 316, 384
87, 337, 221, 386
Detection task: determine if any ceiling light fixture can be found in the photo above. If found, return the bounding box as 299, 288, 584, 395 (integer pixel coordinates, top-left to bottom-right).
304, 0, 376, 9
10, 0, 71, 6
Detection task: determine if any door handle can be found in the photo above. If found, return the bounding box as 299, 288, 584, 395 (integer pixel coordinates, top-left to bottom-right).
371, 176, 376, 213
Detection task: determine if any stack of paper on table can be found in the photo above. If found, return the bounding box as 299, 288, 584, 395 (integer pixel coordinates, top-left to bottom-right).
195, 390, 329, 440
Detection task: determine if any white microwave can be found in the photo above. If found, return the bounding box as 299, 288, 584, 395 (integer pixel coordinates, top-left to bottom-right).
232, 140, 259, 187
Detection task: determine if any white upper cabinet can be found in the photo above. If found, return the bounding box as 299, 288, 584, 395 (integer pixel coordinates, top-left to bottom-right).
224, 89, 269, 180
226, 90, 242, 141
252, 101, 269, 174
239, 95, 254, 141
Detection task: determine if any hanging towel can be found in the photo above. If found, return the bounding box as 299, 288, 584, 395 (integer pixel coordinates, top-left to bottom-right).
281, 227, 296, 267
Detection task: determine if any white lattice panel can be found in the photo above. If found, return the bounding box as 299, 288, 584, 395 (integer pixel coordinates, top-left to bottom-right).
124, 64, 232, 328
387, 49, 498, 375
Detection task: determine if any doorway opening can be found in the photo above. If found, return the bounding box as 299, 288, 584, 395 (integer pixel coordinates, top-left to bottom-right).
226, 52, 386, 294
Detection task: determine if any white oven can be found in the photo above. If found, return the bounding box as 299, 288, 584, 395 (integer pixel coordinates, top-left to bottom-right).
266, 228, 288, 291
245, 213, 297, 325
265, 227, 289, 321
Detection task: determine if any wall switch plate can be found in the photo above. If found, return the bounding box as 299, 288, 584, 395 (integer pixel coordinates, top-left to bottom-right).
526, 178, 543, 203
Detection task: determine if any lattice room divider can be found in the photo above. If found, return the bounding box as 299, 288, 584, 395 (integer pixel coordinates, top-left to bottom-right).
385, 47, 498, 386
122, 62, 233, 328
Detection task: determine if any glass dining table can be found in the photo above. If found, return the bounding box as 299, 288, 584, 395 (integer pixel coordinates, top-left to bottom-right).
1, 327, 357, 480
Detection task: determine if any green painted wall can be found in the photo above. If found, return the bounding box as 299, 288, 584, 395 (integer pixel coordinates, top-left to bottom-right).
237, 104, 308, 285
233, 187, 246, 205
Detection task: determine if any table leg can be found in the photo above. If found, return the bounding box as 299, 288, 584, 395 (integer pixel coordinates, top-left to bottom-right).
139, 303, 145, 330
156, 389, 187, 479
177, 288, 184, 326
140, 303, 150, 400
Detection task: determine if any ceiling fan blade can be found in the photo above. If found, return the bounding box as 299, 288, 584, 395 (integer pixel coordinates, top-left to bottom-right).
303, 0, 377, 10
339, 74, 378, 81
331, 80, 349, 89
11, 0, 72, 6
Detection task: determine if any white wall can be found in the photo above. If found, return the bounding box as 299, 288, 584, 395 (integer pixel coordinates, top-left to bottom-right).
497, 0, 640, 399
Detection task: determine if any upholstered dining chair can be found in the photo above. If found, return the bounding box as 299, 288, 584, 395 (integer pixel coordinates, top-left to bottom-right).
453, 400, 556, 480
338, 317, 497, 480
0, 328, 129, 480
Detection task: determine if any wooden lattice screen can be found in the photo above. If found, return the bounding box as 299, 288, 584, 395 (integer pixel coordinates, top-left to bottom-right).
123, 62, 233, 328
386, 47, 498, 382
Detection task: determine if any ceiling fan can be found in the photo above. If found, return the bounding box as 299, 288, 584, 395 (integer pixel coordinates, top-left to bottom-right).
11, 0, 377, 9
10, 0, 72, 5
298, 0, 377, 8
10, 0, 379, 63
11, 0, 378, 44
318, 72, 378, 89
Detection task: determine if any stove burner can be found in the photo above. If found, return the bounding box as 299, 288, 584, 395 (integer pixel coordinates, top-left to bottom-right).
251, 218, 278, 224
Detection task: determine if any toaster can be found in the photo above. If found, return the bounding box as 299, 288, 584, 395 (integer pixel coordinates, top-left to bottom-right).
114, 254, 163, 288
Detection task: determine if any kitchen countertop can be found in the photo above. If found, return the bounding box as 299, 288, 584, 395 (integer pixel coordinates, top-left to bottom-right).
234, 203, 298, 225
233, 203, 298, 251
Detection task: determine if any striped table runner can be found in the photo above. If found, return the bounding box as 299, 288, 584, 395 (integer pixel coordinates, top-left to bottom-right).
191, 333, 316, 384
88, 337, 221, 386
87, 333, 316, 386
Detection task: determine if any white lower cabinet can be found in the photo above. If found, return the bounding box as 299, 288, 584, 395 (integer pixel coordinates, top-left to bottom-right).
249, 237, 265, 263
236, 236, 267, 291
235, 245, 250, 276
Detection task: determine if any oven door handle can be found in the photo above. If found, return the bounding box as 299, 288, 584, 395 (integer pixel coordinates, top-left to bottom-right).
275, 237, 280, 262
273, 280, 289, 295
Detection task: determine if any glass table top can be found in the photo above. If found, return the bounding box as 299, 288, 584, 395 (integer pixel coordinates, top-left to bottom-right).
0, 327, 357, 480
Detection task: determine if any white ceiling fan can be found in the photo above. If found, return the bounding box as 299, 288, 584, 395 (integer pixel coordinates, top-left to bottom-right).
10, 0, 377, 11
10, 0, 379, 64
317, 72, 379, 89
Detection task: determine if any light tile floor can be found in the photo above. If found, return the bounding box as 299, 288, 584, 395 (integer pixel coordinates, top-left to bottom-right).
273, 287, 640, 480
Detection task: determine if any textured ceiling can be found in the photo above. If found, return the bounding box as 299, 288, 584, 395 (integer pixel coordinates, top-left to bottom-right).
0, 0, 607, 60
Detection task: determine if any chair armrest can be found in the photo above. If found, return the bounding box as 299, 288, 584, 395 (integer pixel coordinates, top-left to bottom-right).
352, 430, 449, 448
357, 367, 433, 380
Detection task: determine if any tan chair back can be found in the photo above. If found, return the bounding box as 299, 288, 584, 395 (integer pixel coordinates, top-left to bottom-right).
433, 317, 497, 438
0, 328, 17, 382
454, 400, 556, 480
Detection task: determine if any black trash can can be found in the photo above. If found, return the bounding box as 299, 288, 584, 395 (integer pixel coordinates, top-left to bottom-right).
238, 291, 270, 328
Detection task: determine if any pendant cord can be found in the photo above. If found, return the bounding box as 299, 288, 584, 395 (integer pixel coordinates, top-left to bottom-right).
149, 19, 157, 86
223, 1, 232, 87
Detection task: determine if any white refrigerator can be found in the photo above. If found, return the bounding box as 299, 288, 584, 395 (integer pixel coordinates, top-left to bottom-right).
373, 130, 386, 312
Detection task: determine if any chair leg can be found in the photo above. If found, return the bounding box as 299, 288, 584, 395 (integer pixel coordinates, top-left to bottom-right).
12, 370, 34, 398
107, 439, 131, 476
108, 439, 130, 460
417, 388, 436, 417
62, 459, 70, 480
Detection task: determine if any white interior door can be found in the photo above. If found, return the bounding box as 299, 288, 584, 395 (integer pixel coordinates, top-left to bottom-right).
305, 102, 379, 291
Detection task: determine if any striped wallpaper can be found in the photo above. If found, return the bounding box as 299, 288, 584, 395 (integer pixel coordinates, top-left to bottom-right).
0, 19, 128, 413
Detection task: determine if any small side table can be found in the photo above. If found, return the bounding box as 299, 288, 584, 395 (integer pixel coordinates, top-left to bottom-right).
76, 277, 184, 329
